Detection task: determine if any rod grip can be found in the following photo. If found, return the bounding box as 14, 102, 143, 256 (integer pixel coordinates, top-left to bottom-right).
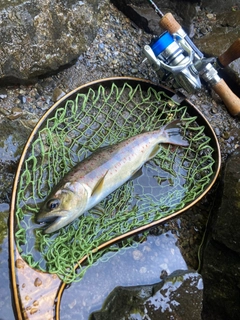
218, 38, 240, 67
212, 79, 240, 116
159, 12, 181, 34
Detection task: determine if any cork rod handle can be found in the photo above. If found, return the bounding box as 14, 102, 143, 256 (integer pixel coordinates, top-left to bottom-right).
159, 12, 181, 34
213, 79, 240, 116
218, 38, 240, 67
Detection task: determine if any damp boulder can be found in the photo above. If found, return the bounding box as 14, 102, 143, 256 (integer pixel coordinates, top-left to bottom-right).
0, 118, 31, 203
194, 10, 240, 78
0, 0, 107, 82
201, 147, 240, 320
90, 270, 203, 320
110, 0, 198, 35
201, 0, 239, 12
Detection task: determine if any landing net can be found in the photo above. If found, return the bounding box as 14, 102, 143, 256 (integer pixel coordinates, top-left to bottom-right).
15, 82, 215, 283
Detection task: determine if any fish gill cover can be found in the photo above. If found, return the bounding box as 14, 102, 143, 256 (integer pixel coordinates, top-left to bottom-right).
14, 82, 215, 283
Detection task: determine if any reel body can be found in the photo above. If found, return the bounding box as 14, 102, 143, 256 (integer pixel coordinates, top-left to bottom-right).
143, 31, 220, 94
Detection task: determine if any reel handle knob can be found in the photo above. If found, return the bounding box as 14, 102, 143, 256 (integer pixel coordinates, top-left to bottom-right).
159, 12, 181, 34
218, 38, 240, 67
213, 79, 240, 116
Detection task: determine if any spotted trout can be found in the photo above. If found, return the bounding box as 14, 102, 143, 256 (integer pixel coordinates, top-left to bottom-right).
37, 120, 188, 233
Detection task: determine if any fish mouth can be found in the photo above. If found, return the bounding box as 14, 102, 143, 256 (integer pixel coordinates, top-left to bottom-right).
42, 217, 64, 233
36, 212, 72, 233
36, 210, 69, 223
37, 215, 57, 224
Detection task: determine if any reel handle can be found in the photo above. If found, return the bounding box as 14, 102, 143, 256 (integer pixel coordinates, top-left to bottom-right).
213, 79, 240, 116
218, 38, 240, 67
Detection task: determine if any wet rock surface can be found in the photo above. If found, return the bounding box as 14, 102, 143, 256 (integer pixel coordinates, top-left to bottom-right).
0, 0, 107, 82
193, 10, 240, 88
0, 119, 31, 203
110, 0, 198, 35
201, 0, 240, 13
90, 270, 203, 320
201, 148, 240, 320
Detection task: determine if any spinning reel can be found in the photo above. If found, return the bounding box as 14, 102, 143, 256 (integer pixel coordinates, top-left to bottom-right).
143, 0, 240, 116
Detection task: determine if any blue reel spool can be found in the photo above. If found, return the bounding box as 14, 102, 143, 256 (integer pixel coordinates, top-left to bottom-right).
150, 31, 174, 57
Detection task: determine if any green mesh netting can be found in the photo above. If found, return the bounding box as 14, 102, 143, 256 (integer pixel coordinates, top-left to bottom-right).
15, 82, 215, 283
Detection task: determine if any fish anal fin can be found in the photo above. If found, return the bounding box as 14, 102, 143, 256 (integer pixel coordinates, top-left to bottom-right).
130, 167, 143, 180
148, 145, 160, 161
91, 170, 108, 197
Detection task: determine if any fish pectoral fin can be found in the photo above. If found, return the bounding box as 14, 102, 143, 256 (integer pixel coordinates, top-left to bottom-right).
91, 205, 105, 216
91, 170, 108, 197
148, 145, 161, 160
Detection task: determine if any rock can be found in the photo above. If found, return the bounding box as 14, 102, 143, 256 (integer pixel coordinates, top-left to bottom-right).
110, 0, 198, 35
194, 10, 240, 107
201, 0, 239, 12
51, 87, 66, 102
0, 118, 31, 202
0, 88, 8, 99
0, 0, 107, 82
194, 11, 240, 69
201, 148, 240, 320
90, 270, 203, 320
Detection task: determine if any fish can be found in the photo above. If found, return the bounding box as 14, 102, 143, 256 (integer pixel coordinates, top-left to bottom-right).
37, 120, 188, 233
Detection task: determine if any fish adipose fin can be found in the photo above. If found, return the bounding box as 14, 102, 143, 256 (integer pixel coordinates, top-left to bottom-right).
162, 120, 189, 146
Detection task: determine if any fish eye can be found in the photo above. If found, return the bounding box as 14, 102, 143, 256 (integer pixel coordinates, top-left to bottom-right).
47, 199, 60, 210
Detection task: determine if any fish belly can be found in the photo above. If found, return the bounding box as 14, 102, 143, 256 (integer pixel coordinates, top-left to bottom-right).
82, 134, 158, 210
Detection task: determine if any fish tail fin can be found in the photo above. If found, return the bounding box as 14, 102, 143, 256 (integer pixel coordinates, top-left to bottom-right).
161, 120, 189, 146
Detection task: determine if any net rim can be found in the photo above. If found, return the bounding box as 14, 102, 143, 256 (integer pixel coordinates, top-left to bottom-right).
9, 76, 221, 320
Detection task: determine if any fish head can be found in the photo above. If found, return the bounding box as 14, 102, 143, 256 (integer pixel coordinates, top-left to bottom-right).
37, 182, 89, 233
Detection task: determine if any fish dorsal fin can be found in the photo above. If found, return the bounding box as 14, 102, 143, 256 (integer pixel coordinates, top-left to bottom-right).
148, 145, 160, 161
91, 170, 108, 197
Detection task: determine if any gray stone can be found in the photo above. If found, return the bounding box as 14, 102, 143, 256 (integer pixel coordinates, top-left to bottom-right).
194, 10, 240, 109
201, 0, 239, 12
201, 148, 240, 320
0, 118, 31, 202
0, 118, 31, 162
0, 0, 107, 82
213, 149, 240, 252
110, 0, 198, 35
90, 270, 203, 320
194, 11, 240, 75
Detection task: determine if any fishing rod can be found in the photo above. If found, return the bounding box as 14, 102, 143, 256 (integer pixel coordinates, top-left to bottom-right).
144, 0, 240, 116
147, 0, 164, 17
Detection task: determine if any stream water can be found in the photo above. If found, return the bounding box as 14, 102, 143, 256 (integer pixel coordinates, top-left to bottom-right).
60, 232, 188, 319
0, 204, 15, 319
